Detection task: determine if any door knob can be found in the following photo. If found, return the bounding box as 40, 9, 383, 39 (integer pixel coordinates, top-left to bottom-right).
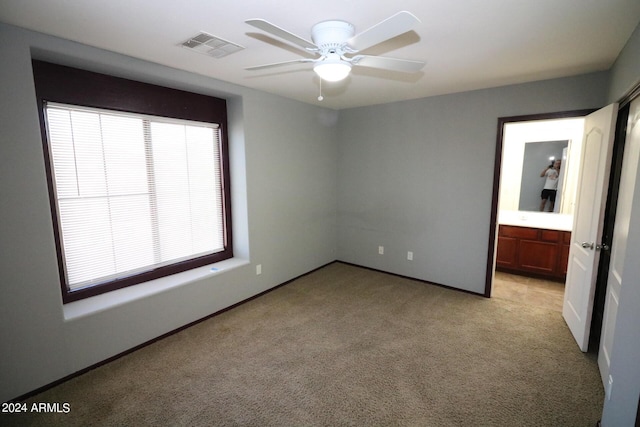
581, 242, 594, 250
596, 243, 610, 251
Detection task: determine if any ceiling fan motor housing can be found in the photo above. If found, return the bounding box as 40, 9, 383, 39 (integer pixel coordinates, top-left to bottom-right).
311, 20, 355, 54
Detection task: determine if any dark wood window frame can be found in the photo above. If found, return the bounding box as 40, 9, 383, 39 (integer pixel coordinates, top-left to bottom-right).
32, 60, 233, 303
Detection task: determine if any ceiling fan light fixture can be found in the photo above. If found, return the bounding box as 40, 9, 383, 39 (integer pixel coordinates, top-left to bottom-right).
314, 60, 351, 82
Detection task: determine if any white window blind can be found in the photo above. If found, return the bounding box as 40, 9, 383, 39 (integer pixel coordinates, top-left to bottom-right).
45, 103, 224, 291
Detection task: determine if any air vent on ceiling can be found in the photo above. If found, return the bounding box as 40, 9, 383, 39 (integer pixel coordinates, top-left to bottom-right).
181, 32, 244, 58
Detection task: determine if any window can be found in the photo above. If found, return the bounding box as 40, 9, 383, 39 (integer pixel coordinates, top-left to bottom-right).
33, 61, 232, 302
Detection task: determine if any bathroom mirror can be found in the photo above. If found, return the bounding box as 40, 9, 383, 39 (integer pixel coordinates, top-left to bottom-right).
518, 140, 569, 213
498, 117, 585, 225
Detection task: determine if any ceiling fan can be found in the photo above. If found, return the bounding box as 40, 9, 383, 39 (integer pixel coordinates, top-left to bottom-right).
245, 11, 425, 83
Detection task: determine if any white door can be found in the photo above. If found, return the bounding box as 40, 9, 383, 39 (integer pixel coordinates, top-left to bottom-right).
563, 103, 618, 352
598, 98, 640, 384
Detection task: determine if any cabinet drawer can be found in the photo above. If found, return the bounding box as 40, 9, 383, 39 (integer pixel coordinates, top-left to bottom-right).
541, 230, 560, 242
500, 225, 539, 239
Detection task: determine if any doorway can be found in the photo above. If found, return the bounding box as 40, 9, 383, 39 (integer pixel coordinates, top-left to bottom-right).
588, 102, 630, 352
486, 105, 631, 356
485, 110, 593, 304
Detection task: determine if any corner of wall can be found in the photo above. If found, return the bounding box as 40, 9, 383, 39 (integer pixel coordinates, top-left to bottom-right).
607, 22, 640, 103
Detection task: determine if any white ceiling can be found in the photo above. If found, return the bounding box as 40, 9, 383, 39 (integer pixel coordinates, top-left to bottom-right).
1, 0, 640, 110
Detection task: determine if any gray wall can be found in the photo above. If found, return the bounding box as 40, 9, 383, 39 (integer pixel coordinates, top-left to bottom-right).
0, 23, 338, 402
336, 74, 608, 293
2, 17, 639, 424
608, 22, 640, 104
601, 22, 640, 427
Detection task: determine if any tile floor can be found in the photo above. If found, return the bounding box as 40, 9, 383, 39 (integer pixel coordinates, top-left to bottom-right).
492, 270, 565, 312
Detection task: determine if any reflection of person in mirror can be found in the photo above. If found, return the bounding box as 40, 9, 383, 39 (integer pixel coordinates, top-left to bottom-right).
540, 159, 561, 212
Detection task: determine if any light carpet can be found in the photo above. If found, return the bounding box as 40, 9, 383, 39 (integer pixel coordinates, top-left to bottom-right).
3, 262, 603, 426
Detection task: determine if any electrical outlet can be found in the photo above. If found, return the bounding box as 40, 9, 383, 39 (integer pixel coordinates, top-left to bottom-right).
256, 264, 262, 275
378, 246, 384, 255
407, 251, 413, 260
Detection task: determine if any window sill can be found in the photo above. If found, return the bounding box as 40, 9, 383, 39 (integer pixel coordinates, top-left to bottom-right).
63, 257, 250, 321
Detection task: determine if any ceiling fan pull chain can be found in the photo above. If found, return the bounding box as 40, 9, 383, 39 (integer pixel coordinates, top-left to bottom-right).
318, 78, 324, 101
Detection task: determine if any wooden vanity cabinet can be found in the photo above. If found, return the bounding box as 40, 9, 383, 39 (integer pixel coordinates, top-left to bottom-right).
496, 225, 571, 281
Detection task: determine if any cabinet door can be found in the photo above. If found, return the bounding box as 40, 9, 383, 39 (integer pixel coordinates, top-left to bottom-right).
519, 240, 558, 275
496, 236, 518, 269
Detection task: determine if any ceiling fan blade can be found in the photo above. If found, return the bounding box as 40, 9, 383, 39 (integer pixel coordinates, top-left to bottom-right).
246, 19, 317, 51
245, 58, 315, 71
351, 55, 425, 73
348, 11, 421, 52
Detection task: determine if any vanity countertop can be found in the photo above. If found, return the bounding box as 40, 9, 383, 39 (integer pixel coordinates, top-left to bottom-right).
498, 210, 573, 231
